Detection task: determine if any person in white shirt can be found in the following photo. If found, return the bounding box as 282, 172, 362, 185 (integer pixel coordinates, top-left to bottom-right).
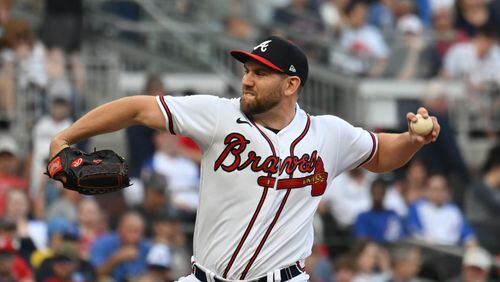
405, 174, 477, 246
31, 95, 73, 196
334, 0, 389, 77
441, 24, 500, 134
321, 168, 375, 228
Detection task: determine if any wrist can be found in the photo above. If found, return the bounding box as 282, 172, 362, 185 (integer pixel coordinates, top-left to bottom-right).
406, 132, 425, 148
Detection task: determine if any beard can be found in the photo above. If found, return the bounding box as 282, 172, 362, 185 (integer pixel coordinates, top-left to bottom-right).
240, 84, 282, 116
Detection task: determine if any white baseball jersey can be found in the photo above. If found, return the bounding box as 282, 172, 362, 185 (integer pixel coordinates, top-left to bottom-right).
156, 95, 378, 280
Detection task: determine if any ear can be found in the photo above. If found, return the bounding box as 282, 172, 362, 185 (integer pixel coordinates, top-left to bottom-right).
283, 76, 301, 97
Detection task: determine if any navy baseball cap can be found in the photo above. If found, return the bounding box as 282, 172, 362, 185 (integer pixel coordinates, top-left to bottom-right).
230, 36, 309, 86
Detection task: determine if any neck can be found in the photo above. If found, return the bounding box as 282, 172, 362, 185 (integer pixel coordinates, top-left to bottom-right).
251, 97, 297, 130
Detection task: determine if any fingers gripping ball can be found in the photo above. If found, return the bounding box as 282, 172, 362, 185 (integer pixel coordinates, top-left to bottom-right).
411, 114, 434, 136
46, 147, 131, 195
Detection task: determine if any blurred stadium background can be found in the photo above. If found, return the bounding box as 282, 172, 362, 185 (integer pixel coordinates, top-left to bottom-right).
0, 0, 499, 281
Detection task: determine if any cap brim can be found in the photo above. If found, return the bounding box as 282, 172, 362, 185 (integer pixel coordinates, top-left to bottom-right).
230, 50, 285, 73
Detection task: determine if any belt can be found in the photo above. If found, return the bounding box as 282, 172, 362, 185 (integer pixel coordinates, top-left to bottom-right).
193, 264, 302, 282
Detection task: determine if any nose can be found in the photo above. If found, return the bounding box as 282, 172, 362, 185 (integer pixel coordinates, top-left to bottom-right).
242, 72, 254, 87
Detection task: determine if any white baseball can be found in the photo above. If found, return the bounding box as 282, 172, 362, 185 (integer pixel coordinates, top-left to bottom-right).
411, 114, 434, 136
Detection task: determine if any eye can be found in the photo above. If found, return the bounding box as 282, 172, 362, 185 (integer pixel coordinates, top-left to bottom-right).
255, 70, 266, 76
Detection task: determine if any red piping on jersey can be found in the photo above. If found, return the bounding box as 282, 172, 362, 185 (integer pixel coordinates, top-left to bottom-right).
240, 189, 291, 279
240, 115, 311, 279
223, 187, 269, 278
223, 118, 276, 279
356, 131, 377, 168
289, 115, 311, 178
159, 96, 176, 135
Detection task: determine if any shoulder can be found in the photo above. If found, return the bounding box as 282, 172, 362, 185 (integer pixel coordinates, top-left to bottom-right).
310, 114, 346, 127
93, 233, 119, 246
446, 42, 473, 57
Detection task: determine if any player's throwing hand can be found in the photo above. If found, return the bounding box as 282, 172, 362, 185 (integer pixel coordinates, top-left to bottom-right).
407, 107, 441, 144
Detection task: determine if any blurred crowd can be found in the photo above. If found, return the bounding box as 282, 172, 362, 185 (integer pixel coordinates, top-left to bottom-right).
218, 0, 500, 135
0, 0, 499, 282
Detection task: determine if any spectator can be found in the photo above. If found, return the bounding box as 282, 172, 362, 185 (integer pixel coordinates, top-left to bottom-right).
0, 240, 34, 282
332, 255, 356, 282
150, 211, 190, 280
454, 0, 489, 37
37, 241, 96, 282
388, 245, 423, 282
406, 174, 477, 246
322, 169, 375, 228
124, 75, 163, 205
400, 158, 429, 205
77, 199, 106, 260
414, 81, 470, 186
144, 131, 200, 221
31, 218, 80, 269
1, 19, 48, 90
350, 239, 391, 282
0, 135, 28, 217
143, 244, 171, 282
0, 0, 15, 119
4, 189, 47, 253
466, 143, 500, 221
31, 95, 73, 197
334, 0, 389, 77
133, 172, 171, 238
355, 178, 406, 243
90, 211, 150, 281
466, 143, 500, 252
46, 188, 80, 223
426, 8, 468, 76
442, 24, 500, 137
441, 24, 500, 91
385, 14, 431, 79
320, 0, 350, 34
449, 247, 492, 282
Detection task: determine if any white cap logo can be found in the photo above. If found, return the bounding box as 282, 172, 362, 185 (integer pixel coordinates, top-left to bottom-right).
254, 40, 272, 52
289, 65, 296, 73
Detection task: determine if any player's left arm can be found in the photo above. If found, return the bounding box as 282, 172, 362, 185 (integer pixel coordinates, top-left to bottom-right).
362, 107, 440, 173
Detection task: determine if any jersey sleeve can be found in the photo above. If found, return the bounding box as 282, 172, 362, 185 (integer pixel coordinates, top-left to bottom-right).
156, 95, 221, 150
333, 117, 378, 176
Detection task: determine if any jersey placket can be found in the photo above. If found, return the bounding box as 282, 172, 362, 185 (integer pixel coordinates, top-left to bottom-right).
238, 116, 311, 279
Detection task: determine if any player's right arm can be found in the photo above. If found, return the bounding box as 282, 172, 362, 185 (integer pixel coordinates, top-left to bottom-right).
49, 96, 163, 159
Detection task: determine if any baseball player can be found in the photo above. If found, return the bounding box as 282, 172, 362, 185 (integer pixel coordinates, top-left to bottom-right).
49, 35, 440, 282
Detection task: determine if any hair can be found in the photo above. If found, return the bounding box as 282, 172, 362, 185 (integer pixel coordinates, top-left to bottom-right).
477, 23, 499, 39
344, 0, 366, 15
349, 238, 377, 262
334, 255, 355, 271
391, 244, 420, 266
2, 19, 34, 48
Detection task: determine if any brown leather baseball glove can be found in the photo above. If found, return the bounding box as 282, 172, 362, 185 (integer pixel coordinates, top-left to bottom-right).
46, 147, 131, 195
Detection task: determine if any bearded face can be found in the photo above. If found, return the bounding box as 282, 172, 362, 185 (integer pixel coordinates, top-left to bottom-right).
239, 61, 286, 116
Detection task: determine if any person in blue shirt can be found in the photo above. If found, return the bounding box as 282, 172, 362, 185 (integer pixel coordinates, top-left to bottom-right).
405, 174, 477, 246
355, 178, 406, 243
90, 211, 151, 282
